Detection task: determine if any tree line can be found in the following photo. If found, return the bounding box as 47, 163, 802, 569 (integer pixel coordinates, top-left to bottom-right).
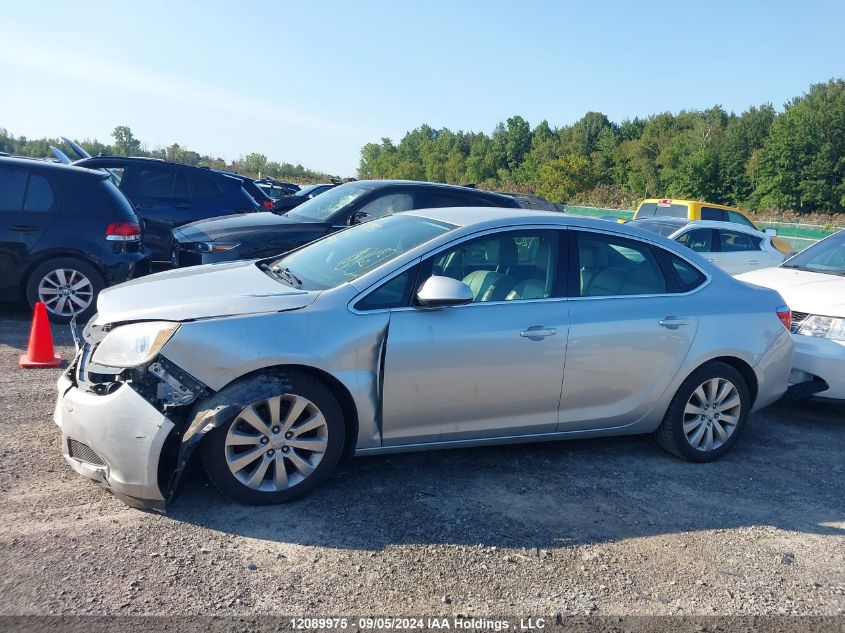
0, 125, 334, 183
358, 79, 845, 216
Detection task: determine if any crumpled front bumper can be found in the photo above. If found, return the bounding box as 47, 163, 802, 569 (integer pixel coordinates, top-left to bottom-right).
54, 372, 174, 511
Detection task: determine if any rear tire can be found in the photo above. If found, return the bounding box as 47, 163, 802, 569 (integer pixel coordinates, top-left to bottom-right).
201, 371, 345, 505
656, 361, 750, 462
25, 257, 104, 324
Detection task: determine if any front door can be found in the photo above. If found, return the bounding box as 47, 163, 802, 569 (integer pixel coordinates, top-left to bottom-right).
380, 228, 569, 445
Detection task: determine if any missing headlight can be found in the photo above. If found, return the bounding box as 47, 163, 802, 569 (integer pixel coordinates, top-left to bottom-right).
130, 357, 209, 413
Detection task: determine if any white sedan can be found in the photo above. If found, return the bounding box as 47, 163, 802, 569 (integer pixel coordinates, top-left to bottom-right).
738, 230, 845, 401
631, 218, 784, 275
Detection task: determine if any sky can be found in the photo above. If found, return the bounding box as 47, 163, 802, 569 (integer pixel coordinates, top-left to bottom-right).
1, 0, 844, 176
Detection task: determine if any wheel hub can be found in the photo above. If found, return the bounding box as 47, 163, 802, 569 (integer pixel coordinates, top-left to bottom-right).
223, 393, 329, 492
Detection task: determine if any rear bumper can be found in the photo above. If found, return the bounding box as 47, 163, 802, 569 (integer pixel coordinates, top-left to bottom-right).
54, 373, 173, 510
789, 334, 845, 400
751, 327, 795, 411
102, 250, 151, 284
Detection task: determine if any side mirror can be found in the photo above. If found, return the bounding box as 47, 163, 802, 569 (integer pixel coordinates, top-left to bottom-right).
764, 228, 778, 237
348, 211, 372, 226
416, 276, 474, 308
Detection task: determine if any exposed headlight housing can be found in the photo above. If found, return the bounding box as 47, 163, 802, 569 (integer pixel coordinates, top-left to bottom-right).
184, 241, 240, 253
91, 321, 180, 368
796, 315, 845, 341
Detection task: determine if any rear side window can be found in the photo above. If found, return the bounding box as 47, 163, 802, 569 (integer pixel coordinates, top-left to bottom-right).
700, 207, 727, 221
637, 202, 688, 218
718, 229, 761, 252
576, 232, 667, 297
669, 255, 707, 292
24, 174, 55, 211
189, 173, 225, 199
418, 191, 472, 208
0, 167, 28, 210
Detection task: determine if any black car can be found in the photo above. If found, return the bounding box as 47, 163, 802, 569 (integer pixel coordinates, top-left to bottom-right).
0, 157, 149, 322
171, 180, 520, 267
271, 182, 338, 213
70, 157, 259, 261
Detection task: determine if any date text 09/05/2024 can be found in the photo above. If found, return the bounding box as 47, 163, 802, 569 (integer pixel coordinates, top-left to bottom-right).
289, 617, 547, 630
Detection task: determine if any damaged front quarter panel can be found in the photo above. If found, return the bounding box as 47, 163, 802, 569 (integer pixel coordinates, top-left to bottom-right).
161, 373, 292, 503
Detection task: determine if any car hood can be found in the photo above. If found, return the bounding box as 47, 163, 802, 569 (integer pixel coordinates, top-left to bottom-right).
737, 267, 845, 316
93, 260, 317, 324
175, 212, 318, 241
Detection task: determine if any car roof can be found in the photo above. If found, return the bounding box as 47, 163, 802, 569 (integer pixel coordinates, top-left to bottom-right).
0, 155, 108, 179
632, 217, 765, 235
359, 179, 514, 199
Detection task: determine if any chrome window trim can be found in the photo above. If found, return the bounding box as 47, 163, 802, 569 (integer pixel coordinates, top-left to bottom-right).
348, 221, 714, 314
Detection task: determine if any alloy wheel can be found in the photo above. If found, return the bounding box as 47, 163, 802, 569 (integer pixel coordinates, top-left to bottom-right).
37, 268, 94, 317
682, 377, 741, 452
224, 394, 329, 491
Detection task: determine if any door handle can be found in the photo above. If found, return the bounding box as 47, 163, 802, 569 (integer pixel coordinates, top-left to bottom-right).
9, 225, 38, 233
520, 325, 557, 340
659, 316, 690, 329
174, 203, 191, 209
748, 260, 760, 265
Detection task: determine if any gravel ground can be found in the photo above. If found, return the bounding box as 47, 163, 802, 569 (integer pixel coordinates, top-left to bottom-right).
0, 306, 843, 620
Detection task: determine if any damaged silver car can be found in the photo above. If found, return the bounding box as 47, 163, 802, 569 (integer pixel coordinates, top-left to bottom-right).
54, 208, 794, 510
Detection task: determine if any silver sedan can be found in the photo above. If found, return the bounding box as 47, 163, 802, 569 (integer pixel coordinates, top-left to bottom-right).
54, 208, 794, 509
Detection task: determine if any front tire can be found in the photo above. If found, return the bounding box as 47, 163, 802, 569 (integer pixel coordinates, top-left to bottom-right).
656, 361, 750, 462
201, 371, 345, 505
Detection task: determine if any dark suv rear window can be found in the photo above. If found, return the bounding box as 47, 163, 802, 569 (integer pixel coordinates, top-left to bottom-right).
24, 174, 55, 211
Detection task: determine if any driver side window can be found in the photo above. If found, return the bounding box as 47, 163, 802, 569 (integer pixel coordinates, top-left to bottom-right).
356, 192, 414, 220
426, 230, 558, 303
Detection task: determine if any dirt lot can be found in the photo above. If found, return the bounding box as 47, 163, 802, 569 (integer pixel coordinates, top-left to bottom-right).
0, 306, 843, 620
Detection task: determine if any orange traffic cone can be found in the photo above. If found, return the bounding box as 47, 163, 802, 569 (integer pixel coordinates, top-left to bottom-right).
19, 302, 62, 368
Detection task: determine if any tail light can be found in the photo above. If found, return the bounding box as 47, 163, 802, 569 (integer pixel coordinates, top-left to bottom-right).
262, 200, 274, 210
776, 305, 792, 331
106, 221, 142, 241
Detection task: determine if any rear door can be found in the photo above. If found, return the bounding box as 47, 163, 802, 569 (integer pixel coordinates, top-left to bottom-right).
559, 230, 699, 431
0, 166, 60, 296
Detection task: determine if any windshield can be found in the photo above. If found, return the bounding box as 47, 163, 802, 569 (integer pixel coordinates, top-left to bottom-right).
636, 202, 689, 219
631, 220, 683, 237
782, 231, 845, 275
286, 182, 374, 222
264, 214, 455, 290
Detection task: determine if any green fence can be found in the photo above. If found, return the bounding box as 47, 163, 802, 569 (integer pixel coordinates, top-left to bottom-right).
564, 206, 842, 252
